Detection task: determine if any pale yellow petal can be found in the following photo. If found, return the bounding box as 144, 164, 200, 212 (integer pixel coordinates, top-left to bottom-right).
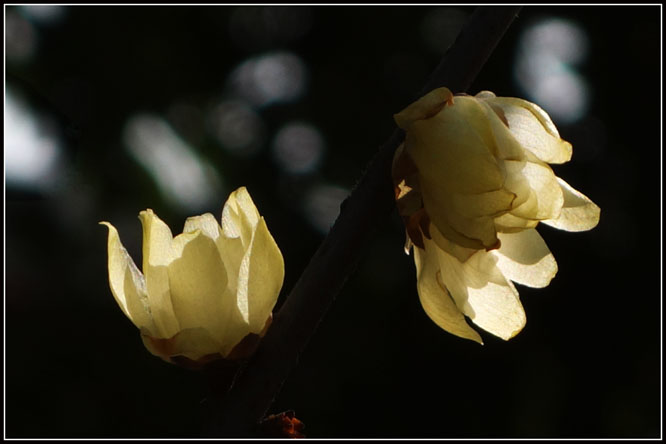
142, 327, 223, 361
414, 239, 483, 343
430, 223, 478, 263
100, 222, 156, 334
237, 217, 285, 334
494, 212, 540, 233
138, 210, 180, 337
437, 248, 526, 340
480, 100, 528, 161
493, 229, 558, 288
394, 87, 454, 130
406, 96, 504, 195
221, 186, 261, 248
420, 177, 501, 249
428, 208, 488, 251
487, 97, 572, 164
168, 229, 245, 356
183, 213, 222, 240
508, 161, 563, 221
451, 188, 516, 218
541, 177, 600, 232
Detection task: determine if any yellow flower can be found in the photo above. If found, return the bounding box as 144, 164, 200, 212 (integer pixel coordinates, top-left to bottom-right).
100, 187, 285, 365
393, 87, 600, 343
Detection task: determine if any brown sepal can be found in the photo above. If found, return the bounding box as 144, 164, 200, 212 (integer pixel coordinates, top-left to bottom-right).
259, 410, 305, 438
143, 315, 273, 371
404, 208, 432, 250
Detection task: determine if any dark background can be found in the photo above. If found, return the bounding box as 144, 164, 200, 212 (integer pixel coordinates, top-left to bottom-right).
5, 5, 661, 438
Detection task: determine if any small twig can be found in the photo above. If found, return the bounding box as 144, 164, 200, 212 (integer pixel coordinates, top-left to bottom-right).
202, 6, 523, 437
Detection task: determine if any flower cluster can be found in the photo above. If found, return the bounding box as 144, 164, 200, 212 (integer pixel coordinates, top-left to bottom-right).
393, 87, 600, 343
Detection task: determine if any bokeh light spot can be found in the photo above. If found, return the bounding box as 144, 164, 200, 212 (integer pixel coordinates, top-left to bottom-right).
514, 17, 590, 124
207, 100, 265, 157
5, 87, 63, 192
272, 122, 325, 175
123, 114, 222, 213
228, 51, 308, 107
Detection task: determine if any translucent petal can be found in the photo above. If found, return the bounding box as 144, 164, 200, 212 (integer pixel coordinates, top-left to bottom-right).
237, 217, 285, 334
508, 161, 563, 221
222, 186, 261, 248
493, 229, 558, 288
481, 100, 528, 161
100, 222, 156, 334
494, 212, 540, 233
168, 229, 246, 356
138, 210, 180, 337
437, 248, 526, 340
183, 213, 222, 240
542, 178, 600, 232
413, 239, 483, 343
487, 97, 572, 164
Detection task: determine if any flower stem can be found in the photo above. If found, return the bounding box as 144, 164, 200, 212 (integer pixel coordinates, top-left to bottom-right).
202, 6, 523, 437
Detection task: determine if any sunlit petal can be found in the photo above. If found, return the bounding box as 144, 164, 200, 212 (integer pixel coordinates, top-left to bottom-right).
414, 238, 483, 343
100, 222, 155, 334
494, 229, 558, 288
542, 177, 600, 231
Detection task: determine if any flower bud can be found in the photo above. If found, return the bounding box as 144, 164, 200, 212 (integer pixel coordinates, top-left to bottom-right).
101, 187, 285, 366
393, 87, 600, 342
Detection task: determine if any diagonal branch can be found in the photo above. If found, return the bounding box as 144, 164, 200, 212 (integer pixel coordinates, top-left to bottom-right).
202, 6, 523, 437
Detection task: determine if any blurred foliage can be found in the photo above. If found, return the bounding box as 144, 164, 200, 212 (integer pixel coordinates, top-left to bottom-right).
5, 6, 661, 438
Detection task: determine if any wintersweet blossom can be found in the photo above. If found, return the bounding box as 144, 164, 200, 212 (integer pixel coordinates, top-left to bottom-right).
393, 87, 600, 343
101, 187, 284, 365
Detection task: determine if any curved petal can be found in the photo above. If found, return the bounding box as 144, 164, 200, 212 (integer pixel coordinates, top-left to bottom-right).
430, 223, 478, 263
406, 96, 504, 195
437, 248, 526, 340
168, 229, 245, 356
237, 217, 285, 334
138, 210, 180, 337
394, 87, 454, 130
183, 213, 222, 240
221, 186, 260, 249
493, 229, 558, 288
141, 327, 223, 361
508, 161, 563, 221
100, 222, 155, 334
493, 212, 540, 233
486, 97, 573, 164
414, 239, 483, 343
480, 100, 528, 161
542, 178, 600, 232
420, 177, 501, 250
451, 189, 516, 218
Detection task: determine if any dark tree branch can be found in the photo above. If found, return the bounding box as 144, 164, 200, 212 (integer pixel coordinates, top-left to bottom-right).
202, 6, 523, 437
